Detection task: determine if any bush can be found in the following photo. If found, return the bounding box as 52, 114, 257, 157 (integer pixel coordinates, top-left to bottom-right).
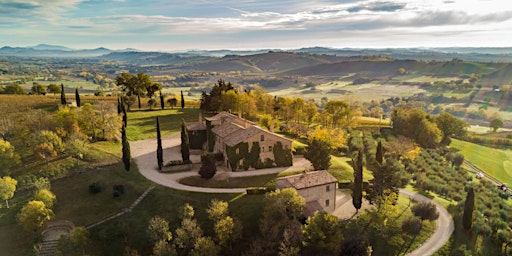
89, 182, 102, 194
112, 184, 124, 198
166, 160, 184, 166
246, 187, 273, 195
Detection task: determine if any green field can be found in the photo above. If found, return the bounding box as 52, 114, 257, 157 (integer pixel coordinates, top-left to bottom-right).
451, 139, 512, 185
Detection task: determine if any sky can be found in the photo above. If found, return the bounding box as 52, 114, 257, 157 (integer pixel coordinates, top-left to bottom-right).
2, 0, 512, 51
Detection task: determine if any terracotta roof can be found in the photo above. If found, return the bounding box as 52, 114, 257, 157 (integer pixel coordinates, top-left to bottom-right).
205, 111, 237, 122
186, 122, 206, 131
305, 201, 324, 217
224, 125, 263, 146
211, 122, 244, 138
276, 171, 337, 190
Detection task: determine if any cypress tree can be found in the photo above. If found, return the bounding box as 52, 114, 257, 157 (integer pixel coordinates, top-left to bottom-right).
60, 84, 66, 105
75, 88, 81, 107
159, 91, 165, 110
180, 122, 190, 163
353, 149, 363, 212
156, 116, 163, 170
122, 125, 131, 171
181, 90, 185, 110
117, 97, 122, 115
376, 140, 383, 164
137, 95, 141, 109
122, 105, 127, 127
462, 187, 475, 230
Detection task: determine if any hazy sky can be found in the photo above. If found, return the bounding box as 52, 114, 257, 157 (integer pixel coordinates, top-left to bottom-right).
2, 0, 512, 51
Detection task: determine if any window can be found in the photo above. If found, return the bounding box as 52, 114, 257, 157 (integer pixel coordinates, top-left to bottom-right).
326, 185, 330, 192
260, 135, 265, 141
268, 146, 272, 152
325, 199, 330, 207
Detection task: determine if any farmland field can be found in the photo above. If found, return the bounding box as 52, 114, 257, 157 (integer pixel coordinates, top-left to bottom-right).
451, 139, 512, 185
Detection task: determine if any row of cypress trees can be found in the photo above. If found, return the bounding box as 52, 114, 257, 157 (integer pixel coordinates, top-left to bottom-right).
60, 84, 81, 108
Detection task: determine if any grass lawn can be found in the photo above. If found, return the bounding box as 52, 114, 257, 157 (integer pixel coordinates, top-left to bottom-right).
179, 170, 303, 188
328, 155, 373, 182
125, 107, 207, 141
451, 139, 512, 185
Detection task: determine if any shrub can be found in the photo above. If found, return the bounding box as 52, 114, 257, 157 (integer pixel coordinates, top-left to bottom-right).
89, 182, 102, 194
113, 184, 125, 198
246, 187, 273, 195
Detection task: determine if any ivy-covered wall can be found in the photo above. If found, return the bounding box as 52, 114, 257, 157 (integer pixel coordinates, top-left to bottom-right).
188, 129, 207, 150
273, 141, 293, 167
226, 140, 292, 171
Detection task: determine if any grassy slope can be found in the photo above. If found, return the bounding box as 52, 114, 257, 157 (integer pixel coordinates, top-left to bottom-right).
451, 139, 512, 185
125, 107, 205, 141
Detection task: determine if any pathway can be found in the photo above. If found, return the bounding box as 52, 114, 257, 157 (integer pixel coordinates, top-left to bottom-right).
86, 185, 155, 229
130, 134, 454, 256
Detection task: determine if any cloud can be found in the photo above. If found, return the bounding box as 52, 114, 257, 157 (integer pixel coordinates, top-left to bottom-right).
0, 0, 84, 22
347, 1, 406, 13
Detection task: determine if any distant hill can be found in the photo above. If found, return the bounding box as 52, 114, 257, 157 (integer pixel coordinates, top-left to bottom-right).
0, 45, 115, 57
2, 44, 512, 62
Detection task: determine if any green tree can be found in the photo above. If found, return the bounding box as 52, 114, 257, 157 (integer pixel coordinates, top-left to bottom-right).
167, 97, 178, 108
462, 187, 475, 230
353, 149, 363, 212
148, 98, 157, 110
156, 116, 163, 170
152, 240, 177, 256
147, 216, 172, 242
159, 91, 165, 110
37, 130, 64, 153
181, 90, 185, 110
0, 139, 21, 176
75, 88, 81, 107
324, 100, 350, 128
0, 176, 17, 208
115, 72, 144, 97
17, 200, 54, 234
490, 117, 503, 132
4, 83, 26, 95
411, 201, 439, 221
190, 237, 219, 256
60, 84, 66, 105
34, 189, 56, 209
174, 218, 203, 251
302, 211, 343, 256
376, 140, 383, 164
47, 83, 61, 95
366, 157, 405, 206
434, 112, 468, 144
31, 83, 46, 95
207, 199, 228, 222
180, 122, 190, 163
179, 203, 195, 220
122, 125, 131, 171
70, 226, 90, 255
257, 188, 305, 255
305, 138, 331, 170
214, 216, 242, 249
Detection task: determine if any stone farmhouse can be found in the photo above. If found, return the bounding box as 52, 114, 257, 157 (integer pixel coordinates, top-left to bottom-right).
187, 111, 293, 171
276, 170, 338, 216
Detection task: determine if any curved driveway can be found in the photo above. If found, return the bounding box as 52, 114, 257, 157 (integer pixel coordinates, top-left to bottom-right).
130, 135, 453, 256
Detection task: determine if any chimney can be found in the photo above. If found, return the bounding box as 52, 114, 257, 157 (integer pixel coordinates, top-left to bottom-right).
238, 111, 242, 119
198, 112, 202, 123
269, 121, 274, 132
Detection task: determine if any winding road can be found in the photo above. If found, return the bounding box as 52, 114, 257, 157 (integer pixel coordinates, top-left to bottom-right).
130, 134, 454, 256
